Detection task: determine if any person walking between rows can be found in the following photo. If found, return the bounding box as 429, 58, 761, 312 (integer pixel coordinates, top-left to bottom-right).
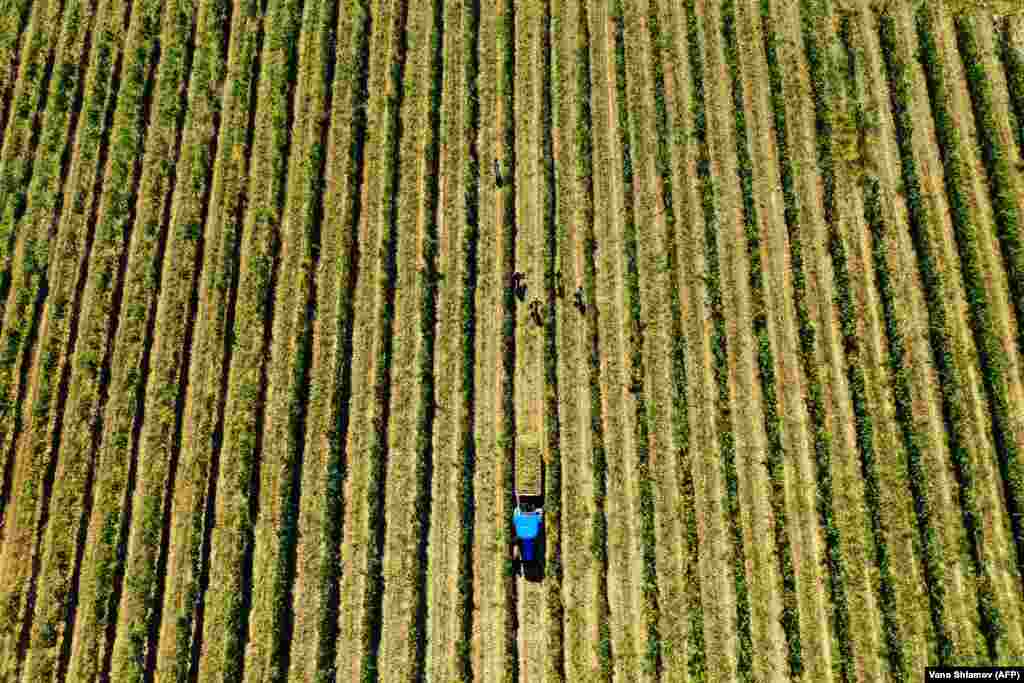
573, 285, 585, 313
529, 299, 544, 328
511, 271, 527, 302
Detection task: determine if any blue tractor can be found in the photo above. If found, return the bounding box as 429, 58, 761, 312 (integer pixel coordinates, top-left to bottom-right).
513, 439, 543, 569
513, 497, 543, 563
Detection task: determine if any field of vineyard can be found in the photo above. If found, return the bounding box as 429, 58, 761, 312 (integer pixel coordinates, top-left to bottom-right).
0, 0, 1021, 680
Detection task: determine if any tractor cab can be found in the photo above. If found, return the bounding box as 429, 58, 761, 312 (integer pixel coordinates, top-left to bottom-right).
513, 495, 543, 562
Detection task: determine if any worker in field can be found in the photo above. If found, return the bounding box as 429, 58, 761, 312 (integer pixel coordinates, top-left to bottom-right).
495, 158, 504, 188
629, 366, 644, 394
554, 270, 565, 298
573, 285, 585, 313
529, 299, 544, 328
513, 271, 527, 302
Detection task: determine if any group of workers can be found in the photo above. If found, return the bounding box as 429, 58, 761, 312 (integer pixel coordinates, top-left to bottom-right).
511, 270, 586, 328
497, 159, 589, 328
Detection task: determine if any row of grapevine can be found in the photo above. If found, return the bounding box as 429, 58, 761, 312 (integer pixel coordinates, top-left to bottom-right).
7, 1, 165, 680
572, 0, 612, 678
0, 0, 34, 154
915, 3, 1017, 659
382, 0, 433, 674
649, 0, 708, 678
0, 0, 63, 223
47, 0, 192, 677
878, 6, 975, 664
864, 123, 946, 675
145, 0, 253, 677
551, 0, 589, 676
195, 0, 300, 675
0, 0, 69, 520
241, 0, 336, 676
451, 0, 480, 677
684, 0, 753, 678
589, 0, 639, 672
89, 0, 199, 679
952, 14, 1024, 581
7, 0, 114, 678
841, 6, 959, 673
197, 0, 303, 679
307, 1, 370, 679
0, 0, 64, 324
832, 8, 911, 679
473, 0, 502, 676
406, 0, 444, 676
954, 14, 1024, 369
356, 0, 409, 675
539, 0, 565, 679
275, 0, 355, 678
793, 1, 871, 678
28, 0, 131, 678
832, 3, 940, 678
425, 0, 463, 674
497, 0, 519, 679
998, 18, 1024, 156
746, 9, 823, 664
721, 0, 804, 675
610, 0, 662, 676
332, 0, 395, 671
0, 0, 101, 677
628, 0, 691, 676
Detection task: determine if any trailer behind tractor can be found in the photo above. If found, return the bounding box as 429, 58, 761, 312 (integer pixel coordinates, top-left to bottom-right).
513, 433, 543, 569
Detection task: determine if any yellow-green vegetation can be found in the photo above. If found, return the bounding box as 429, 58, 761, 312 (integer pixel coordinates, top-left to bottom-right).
0, 0, 1022, 679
